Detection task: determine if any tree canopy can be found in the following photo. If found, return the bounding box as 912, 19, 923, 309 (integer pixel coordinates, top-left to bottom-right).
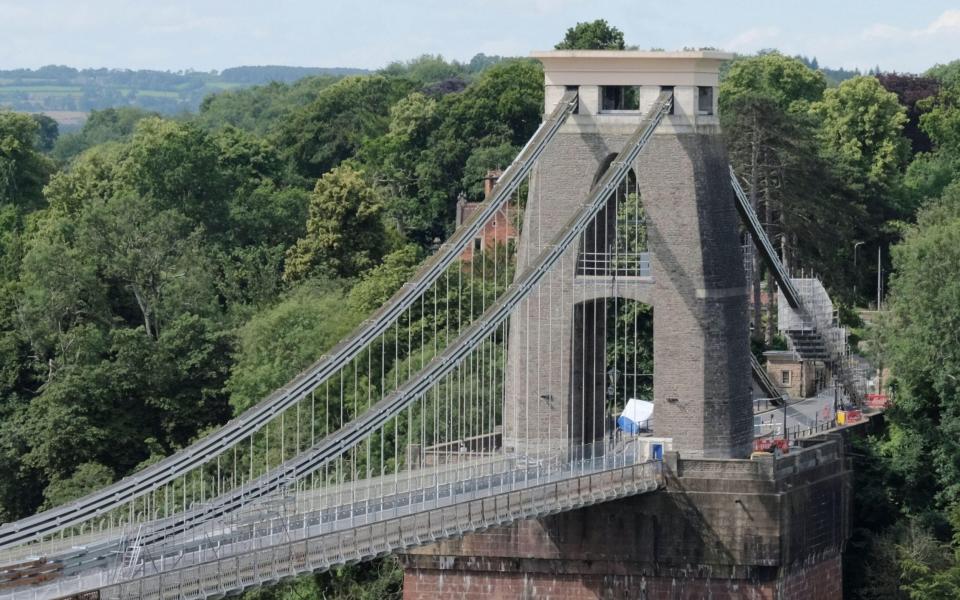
721, 52, 827, 113
554, 20, 626, 50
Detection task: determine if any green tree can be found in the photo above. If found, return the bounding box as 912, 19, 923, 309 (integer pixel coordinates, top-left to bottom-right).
30, 114, 58, 153
51, 107, 157, 162
0, 111, 53, 211
195, 76, 340, 135
285, 164, 387, 280
555, 20, 626, 50
918, 91, 960, 158
359, 92, 441, 237
241, 559, 401, 600
226, 280, 361, 414
79, 194, 213, 339
880, 182, 960, 507
380, 55, 465, 85
347, 245, 421, 315
279, 76, 414, 180
119, 118, 229, 231
859, 520, 956, 600
812, 76, 910, 306
43, 142, 124, 214
409, 60, 542, 242
926, 60, 960, 90
720, 52, 827, 114
905, 82, 960, 203
41, 462, 113, 509
461, 142, 518, 200
813, 76, 909, 207
14, 314, 231, 484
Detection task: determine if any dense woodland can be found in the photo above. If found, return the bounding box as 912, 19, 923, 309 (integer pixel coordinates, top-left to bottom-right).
1, 19, 960, 598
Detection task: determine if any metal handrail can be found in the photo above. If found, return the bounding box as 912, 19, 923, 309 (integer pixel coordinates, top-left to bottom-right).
576, 251, 651, 277
750, 355, 786, 405
93, 460, 662, 600
729, 167, 803, 310
3, 450, 662, 599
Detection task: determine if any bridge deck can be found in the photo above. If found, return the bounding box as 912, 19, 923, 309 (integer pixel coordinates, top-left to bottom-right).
4, 452, 662, 600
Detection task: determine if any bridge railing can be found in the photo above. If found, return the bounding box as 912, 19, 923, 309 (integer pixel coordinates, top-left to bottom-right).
101, 459, 662, 600
5, 448, 662, 600
576, 251, 651, 278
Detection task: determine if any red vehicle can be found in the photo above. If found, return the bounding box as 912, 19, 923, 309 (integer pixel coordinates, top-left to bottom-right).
753, 437, 789, 455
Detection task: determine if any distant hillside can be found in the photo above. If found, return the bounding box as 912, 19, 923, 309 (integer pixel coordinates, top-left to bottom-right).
793, 55, 866, 85
0, 64, 368, 125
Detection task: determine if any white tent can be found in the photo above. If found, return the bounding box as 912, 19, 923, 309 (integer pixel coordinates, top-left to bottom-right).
617, 398, 653, 434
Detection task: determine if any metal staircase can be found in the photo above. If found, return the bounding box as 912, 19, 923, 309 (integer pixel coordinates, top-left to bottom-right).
113, 525, 143, 583
783, 331, 831, 360
730, 169, 864, 405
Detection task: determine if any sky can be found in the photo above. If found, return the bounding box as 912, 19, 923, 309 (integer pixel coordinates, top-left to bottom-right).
0, 0, 957, 74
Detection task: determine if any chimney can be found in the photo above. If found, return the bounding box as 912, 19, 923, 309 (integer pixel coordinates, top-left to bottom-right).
455, 192, 467, 226
483, 169, 503, 200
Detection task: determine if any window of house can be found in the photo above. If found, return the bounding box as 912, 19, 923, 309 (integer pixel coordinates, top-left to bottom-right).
473, 238, 483, 252
601, 86, 641, 112
660, 86, 675, 115
697, 86, 714, 115
781, 370, 791, 385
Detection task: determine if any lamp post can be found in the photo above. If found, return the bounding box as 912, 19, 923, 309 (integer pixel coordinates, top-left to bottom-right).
877, 246, 883, 311
853, 241, 865, 302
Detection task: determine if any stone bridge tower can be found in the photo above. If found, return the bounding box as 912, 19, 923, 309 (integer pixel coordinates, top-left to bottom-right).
404, 52, 851, 600
503, 50, 752, 459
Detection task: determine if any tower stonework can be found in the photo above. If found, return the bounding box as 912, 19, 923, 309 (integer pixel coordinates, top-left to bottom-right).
503, 51, 751, 459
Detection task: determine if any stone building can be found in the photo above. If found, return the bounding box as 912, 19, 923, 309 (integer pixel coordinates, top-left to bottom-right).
764, 350, 826, 398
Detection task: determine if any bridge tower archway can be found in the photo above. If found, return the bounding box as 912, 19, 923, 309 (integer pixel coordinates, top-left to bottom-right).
568, 295, 654, 451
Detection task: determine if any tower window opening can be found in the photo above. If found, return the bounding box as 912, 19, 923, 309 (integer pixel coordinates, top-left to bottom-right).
660, 86, 675, 115
601, 86, 641, 112
566, 85, 580, 114
698, 86, 714, 115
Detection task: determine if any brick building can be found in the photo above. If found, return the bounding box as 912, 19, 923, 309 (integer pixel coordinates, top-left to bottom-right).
456, 169, 518, 262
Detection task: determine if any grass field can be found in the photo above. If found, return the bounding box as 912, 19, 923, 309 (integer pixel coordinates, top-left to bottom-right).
135, 90, 181, 98
0, 85, 83, 93
36, 110, 88, 127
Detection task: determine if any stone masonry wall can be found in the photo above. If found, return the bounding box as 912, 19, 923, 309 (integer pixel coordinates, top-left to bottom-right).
504, 124, 751, 459
402, 442, 850, 599
404, 553, 841, 600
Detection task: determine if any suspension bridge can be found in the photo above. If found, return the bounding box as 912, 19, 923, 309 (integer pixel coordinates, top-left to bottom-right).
0, 51, 873, 600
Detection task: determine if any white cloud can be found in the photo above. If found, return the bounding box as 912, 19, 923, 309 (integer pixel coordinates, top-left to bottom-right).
724, 26, 782, 52
717, 10, 960, 74
862, 9, 960, 40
